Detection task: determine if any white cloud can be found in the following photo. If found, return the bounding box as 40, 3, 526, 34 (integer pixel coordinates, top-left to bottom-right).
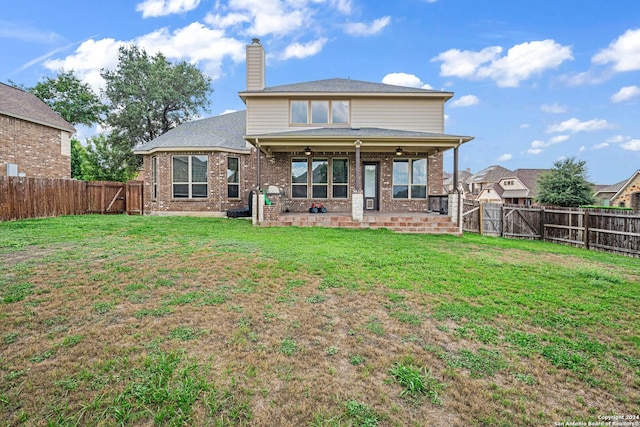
220, 109, 238, 115
545, 118, 613, 134
431, 46, 502, 79
450, 94, 479, 108
44, 23, 245, 91
593, 142, 609, 149
381, 73, 432, 89
526, 134, 570, 155
432, 39, 573, 87
520, 123, 530, 129
329, 0, 352, 14
344, 16, 391, 36
215, 0, 308, 37
592, 28, 640, 72
607, 134, 626, 143
611, 85, 640, 103
280, 38, 328, 60
204, 12, 250, 28
497, 153, 512, 161
578, 146, 586, 152
44, 38, 125, 91
548, 135, 570, 144
136, 0, 201, 18
540, 102, 566, 113
621, 139, 640, 151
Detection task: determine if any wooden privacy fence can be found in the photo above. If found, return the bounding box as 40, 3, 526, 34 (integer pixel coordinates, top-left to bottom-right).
463, 200, 640, 257
0, 176, 143, 221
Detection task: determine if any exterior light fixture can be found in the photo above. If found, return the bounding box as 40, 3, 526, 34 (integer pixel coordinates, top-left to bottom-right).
304, 146, 312, 156
395, 147, 403, 156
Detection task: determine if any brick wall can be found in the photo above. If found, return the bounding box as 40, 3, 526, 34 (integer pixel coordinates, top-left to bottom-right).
259, 151, 445, 213
141, 148, 447, 215
0, 114, 71, 178
141, 149, 256, 214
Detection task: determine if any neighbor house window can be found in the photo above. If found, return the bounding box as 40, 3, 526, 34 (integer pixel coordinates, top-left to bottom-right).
292, 159, 308, 198
312, 159, 328, 198
227, 157, 239, 198
290, 100, 350, 125
172, 155, 208, 198
332, 158, 348, 198
151, 156, 158, 199
393, 159, 427, 199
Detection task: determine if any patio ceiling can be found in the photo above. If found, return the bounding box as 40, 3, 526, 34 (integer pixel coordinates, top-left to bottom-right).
245, 127, 474, 156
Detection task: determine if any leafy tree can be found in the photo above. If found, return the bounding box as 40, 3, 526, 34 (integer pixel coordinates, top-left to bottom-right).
101, 45, 213, 151
536, 157, 595, 207
28, 71, 106, 126
83, 134, 139, 182
70, 139, 90, 179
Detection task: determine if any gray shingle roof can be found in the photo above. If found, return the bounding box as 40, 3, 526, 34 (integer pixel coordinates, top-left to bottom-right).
245, 78, 451, 95
0, 82, 75, 133
134, 110, 250, 153
470, 165, 513, 183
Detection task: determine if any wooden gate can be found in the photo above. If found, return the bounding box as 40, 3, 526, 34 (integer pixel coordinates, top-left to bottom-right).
462, 200, 480, 233
480, 202, 502, 236
125, 181, 143, 215
86, 181, 143, 215
502, 205, 541, 239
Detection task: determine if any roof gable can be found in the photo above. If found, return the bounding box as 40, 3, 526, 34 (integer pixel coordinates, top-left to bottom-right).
0, 82, 75, 133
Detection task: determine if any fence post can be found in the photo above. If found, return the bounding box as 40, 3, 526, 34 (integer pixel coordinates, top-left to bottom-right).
539, 207, 545, 241
101, 182, 106, 214
479, 202, 484, 236
584, 210, 590, 250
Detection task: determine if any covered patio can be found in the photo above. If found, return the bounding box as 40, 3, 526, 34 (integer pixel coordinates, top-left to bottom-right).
245, 127, 473, 234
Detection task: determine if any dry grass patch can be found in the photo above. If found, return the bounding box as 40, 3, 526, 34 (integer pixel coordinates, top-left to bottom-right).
1, 215, 639, 426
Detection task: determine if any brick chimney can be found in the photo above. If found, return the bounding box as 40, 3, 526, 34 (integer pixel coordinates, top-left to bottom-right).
246, 38, 265, 91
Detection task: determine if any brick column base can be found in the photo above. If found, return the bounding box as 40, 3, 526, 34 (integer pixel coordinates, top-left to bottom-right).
352, 191, 363, 221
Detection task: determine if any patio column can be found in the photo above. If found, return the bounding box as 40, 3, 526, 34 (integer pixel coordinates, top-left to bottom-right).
352, 140, 363, 221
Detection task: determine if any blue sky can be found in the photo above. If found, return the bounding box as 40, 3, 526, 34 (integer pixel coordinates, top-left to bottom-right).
2, 0, 639, 184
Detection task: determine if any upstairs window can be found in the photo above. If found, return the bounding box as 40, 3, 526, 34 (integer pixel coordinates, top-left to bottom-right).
172, 155, 208, 199
290, 100, 350, 125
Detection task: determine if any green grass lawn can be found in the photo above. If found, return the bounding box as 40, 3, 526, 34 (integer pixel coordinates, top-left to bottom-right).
1, 215, 639, 426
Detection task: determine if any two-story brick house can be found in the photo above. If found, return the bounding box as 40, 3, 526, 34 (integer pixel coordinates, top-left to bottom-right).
0, 83, 75, 178
134, 39, 474, 232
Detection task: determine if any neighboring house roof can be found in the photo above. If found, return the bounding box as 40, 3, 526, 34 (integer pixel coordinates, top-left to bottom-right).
470, 165, 513, 184
443, 169, 472, 192
610, 169, 640, 201
594, 179, 627, 197
0, 82, 75, 133
133, 110, 251, 154
240, 78, 453, 98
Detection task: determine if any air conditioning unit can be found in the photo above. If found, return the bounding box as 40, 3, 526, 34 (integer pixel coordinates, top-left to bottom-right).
6, 163, 18, 176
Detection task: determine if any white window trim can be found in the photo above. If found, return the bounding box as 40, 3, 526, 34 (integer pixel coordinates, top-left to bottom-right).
289, 100, 350, 126
331, 158, 349, 199
227, 156, 240, 199
392, 158, 428, 199
172, 155, 208, 199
